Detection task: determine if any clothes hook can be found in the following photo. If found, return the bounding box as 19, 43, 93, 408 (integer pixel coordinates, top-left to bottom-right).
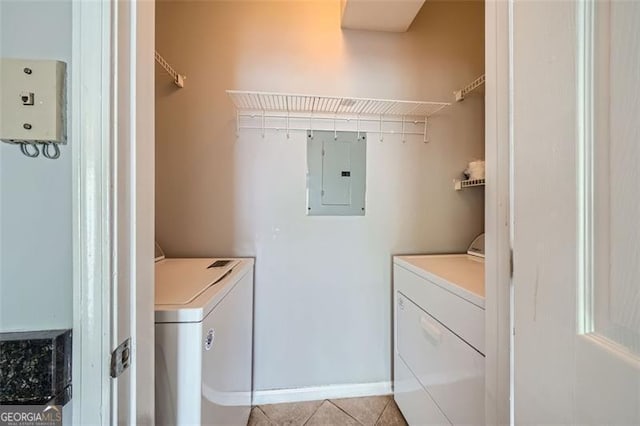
401, 116, 406, 143
236, 110, 240, 138
423, 116, 429, 143
286, 111, 290, 139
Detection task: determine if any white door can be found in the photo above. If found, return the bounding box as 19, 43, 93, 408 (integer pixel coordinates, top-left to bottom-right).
512, 0, 640, 424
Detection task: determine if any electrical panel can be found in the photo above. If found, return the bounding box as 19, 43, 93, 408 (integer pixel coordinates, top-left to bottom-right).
307, 130, 366, 216
0, 58, 66, 144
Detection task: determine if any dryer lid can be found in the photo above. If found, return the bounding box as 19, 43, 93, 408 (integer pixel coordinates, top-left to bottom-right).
155, 258, 239, 306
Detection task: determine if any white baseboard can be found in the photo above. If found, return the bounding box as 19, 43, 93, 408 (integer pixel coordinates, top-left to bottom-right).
253, 381, 392, 405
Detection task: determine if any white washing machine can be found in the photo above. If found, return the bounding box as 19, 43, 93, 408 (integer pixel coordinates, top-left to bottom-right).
154, 249, 254, 426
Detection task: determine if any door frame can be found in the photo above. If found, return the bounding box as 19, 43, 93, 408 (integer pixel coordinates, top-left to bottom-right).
71, 0, 112, 423
485, 0, 512, 424
70, 0, 510, 423
71, 0, 155, 423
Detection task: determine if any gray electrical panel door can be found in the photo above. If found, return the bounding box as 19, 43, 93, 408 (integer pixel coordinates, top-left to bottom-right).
307, 130, 366, 216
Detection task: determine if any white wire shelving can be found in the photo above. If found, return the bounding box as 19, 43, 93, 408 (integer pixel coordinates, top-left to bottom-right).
227, 90, 451, 142
155, 51, 186, 88
454, 74, 485, 102
454, 178, 485, 191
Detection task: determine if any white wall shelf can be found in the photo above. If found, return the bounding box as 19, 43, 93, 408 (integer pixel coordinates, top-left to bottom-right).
155, 51, 185, 88
454, 74, 485, 102
454, 178, 485, 191
227, 90, 451, 142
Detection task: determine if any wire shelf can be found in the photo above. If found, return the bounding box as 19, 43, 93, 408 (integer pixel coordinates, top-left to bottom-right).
454, 178, 486, 191
227, 90, 451, 142
155, 51, 186, 88
454, 74, 485, 102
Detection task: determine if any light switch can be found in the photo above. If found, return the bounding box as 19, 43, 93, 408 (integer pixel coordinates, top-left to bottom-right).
307, 130, 366, 216
0, 58, 66, 144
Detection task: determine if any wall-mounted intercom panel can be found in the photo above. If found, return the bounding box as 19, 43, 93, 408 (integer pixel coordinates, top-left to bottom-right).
0, 58, 66, 158
307, 130, 366, 216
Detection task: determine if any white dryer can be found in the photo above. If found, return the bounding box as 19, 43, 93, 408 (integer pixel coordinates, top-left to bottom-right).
393, 234, 485, 425
154, 254, 254, 426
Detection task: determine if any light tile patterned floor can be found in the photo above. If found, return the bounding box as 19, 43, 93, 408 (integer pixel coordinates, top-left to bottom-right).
248, 395, 407, 426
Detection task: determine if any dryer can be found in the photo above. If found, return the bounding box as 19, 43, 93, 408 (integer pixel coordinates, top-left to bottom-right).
393, 234, 485, 425
154, 255, 254, 425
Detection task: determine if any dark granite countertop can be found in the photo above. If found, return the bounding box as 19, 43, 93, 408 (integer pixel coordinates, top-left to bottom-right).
0, 329, 72, 406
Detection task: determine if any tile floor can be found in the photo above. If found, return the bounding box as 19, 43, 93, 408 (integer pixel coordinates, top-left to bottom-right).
248, 395, 407, 426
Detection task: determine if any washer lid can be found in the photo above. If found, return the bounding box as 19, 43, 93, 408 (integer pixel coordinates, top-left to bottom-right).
155, 258, 239, 306
467, 233, 485, 258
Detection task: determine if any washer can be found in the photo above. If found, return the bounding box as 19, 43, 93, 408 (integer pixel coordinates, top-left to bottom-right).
154, 251, 254, 426
393, 234, 485, 425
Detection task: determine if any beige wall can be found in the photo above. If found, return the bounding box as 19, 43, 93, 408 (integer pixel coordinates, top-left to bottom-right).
156, 0, 484, 391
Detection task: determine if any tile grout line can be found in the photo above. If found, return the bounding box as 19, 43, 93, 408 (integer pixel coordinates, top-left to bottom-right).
325, 399, 365, 425
301, 399, 328, 426
254, 406, 274, 425
373, 397, 393, 426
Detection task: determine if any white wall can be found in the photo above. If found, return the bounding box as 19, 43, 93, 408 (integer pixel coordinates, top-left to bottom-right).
0, 0, 72, 332
156, 0, 484, 392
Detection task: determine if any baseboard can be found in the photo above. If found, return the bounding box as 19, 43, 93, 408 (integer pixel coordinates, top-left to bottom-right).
253, 381, 392, 405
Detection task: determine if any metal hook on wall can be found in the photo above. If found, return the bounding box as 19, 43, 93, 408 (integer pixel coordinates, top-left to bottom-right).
401, 116, 406, 143
423, 116, 429, 143
236, 110, 240, 138
286, 111, 290, 139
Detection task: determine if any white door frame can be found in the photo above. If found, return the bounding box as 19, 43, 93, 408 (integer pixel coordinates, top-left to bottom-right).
485, 0, 512, 424
70, 0, 510, 423
71, 0, 112, 423
71, 0, 155, 424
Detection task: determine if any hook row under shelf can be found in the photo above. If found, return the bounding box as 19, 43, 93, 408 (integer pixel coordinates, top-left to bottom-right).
235, 112, 432, 143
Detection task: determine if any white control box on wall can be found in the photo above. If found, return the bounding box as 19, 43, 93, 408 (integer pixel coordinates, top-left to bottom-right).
306, 130, 367, 216
0, 58, 66, 158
